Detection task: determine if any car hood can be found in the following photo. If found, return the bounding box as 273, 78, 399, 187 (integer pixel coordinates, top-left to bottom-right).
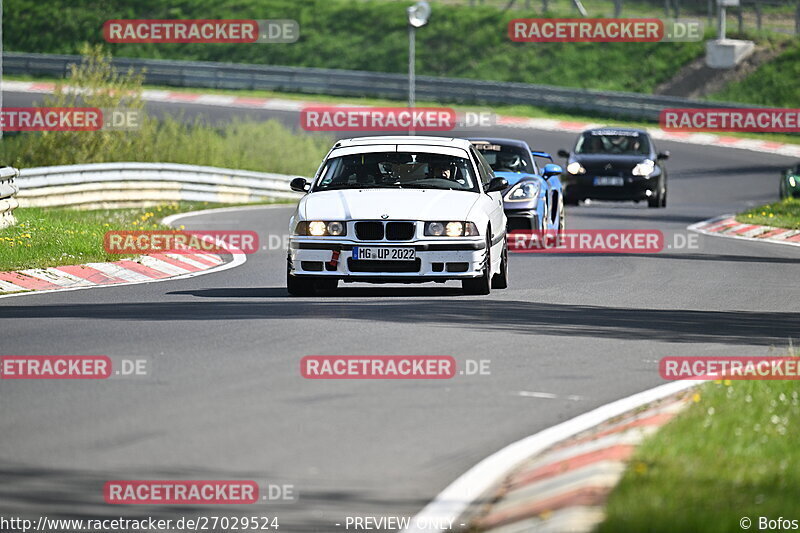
493, 171, 542, 187
299, 189, 480, 221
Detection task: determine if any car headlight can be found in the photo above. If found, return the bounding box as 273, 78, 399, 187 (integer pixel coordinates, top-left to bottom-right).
295, 221, 347, 236
790, 176, 797, 188
424, 221, 479, 237
567, 162, 586, 175
632, 159, 656, 177
505, 181, 541, 202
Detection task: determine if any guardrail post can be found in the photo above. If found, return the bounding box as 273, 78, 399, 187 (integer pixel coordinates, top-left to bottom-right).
614, 0, 623, 17
738, 8, 744, 32
755, 1, 762, 29
796, 3, 800, 34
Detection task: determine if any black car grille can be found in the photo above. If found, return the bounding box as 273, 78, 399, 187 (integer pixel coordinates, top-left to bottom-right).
347, 258, 421, 273
354, 221, 416, 241
355, 222, 384, 240
582, 163, 633, 176
385, 222, 415, 240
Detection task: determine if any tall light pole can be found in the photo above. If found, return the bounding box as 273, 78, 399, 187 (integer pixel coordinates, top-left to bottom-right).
407, 1, 430, 119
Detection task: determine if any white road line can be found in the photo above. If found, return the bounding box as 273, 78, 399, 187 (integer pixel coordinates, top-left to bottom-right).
400, 379, 700, 533
517, 391, 583, 401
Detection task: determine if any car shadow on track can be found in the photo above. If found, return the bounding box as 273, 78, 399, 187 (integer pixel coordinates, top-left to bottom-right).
2, 297, 797, 346
169, 287, 465, 298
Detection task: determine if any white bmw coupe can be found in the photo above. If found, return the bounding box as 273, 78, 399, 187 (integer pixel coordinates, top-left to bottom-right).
286, 136, 509, 296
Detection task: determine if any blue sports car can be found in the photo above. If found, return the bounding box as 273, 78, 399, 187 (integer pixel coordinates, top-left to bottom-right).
469, 137, 565, 233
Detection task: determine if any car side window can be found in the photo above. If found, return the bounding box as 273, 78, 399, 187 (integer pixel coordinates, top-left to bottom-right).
471, 148, 494, 189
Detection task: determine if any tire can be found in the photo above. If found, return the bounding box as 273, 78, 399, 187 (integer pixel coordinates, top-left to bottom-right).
649, 181, 667, 208
463, 233, 492, 295
286, 256, 317, 296
564, 196, 579, 206
287, 274, 317, 296
491, 238, 508, 290
556, 201, 566, 245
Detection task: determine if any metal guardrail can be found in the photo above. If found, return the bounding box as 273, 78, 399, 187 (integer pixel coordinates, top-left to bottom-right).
2, 52, 755, 121
14, 162, 302, 210
0, 167, 21, 229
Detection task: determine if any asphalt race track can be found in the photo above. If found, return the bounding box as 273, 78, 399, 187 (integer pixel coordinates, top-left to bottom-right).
1, 90, 799, 531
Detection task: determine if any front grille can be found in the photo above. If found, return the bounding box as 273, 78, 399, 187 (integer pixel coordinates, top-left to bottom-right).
355, 222, 384, 240
386, 222, 415, 240
347, 258, 421, 273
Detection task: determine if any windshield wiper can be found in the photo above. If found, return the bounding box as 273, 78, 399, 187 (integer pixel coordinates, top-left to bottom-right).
319, 183, 398, 190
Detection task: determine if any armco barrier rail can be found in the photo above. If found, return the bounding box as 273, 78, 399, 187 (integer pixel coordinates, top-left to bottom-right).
3, 52, 754, 121
14, 162, 302, 210
0, 167, 21, 229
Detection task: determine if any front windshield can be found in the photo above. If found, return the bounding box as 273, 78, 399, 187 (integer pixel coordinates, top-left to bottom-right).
575, 130, 651, 155
315, 151, 478, 191
474, 144, 534, 174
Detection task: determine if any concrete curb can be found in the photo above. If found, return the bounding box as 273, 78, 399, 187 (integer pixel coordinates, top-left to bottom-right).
688, 215, 800, 248
6, 81, 800, 159
0, 252, 225, 296
467, 394, 691, 533
401, 380, 700, 533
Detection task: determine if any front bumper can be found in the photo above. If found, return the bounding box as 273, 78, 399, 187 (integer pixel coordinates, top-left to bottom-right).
288, 238, 486, 282
564, 174, 658, 201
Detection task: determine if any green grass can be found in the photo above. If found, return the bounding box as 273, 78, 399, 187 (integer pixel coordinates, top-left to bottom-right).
0, 201, 285, 273
736, 197, 800, 229
0, 116, 332, 175
710, 40, 800, 107
598, 376, 800, 533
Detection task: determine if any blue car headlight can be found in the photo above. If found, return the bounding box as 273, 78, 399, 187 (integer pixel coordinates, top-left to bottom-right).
505, 181, 541, 202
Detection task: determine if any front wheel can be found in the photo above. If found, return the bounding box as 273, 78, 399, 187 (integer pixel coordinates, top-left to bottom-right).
287, 273, 317, 296
491, 238, 508, 290
463, 234, 492, 295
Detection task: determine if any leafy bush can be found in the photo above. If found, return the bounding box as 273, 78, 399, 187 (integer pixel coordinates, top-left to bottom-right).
0, 45, 332, 174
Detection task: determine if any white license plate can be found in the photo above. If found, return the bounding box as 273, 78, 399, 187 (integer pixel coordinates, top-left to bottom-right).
594, 176, 624, 186
352, 246, 416, 261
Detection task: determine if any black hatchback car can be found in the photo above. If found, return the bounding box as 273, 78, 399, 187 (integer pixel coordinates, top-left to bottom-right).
558, 128, 669, 208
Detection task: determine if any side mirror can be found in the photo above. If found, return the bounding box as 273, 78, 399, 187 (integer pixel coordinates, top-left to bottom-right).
290, 177, 310, 192
657, 151, 670, 160
486, 177, 508, 193
557, 149, 570, 158
542, 163, 563, 179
